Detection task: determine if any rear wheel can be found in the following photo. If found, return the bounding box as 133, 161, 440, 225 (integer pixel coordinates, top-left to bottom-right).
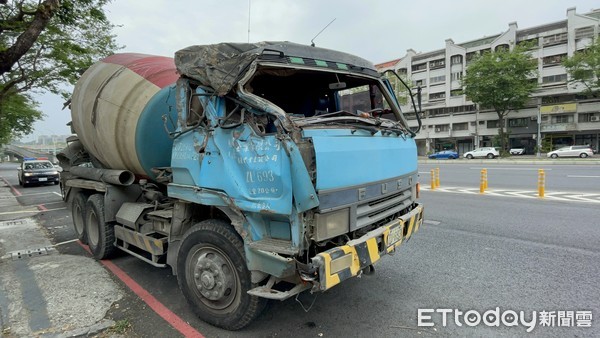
487, 153, 494, 159
551, 154, 558, 158
72, 192, 88, 244
580, 153, 588, 158
85, 194, 116, 259
466, 154, 473, 159
177, 219, 265, 330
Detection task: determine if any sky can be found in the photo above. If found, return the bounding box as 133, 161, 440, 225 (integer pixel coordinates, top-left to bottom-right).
23, 0, 599, 141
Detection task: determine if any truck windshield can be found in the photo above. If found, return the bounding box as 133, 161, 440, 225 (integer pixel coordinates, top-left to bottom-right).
244, 65, 408, 129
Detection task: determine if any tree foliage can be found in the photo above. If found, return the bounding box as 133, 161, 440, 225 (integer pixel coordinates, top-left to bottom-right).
0, 0, 120, 144
0, 92, 41, 144
563, 37, 600, 97
462, 44, 538, 152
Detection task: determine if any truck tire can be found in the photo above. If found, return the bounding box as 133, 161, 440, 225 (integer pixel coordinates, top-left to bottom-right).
85, 194, 116, 259
177, 219, 265, 330
71, 192, 88, 244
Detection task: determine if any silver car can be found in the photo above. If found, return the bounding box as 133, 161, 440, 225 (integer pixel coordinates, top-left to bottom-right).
547, 145, 593, 158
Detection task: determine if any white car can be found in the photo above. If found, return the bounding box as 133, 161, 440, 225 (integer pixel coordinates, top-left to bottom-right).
464, 147, 499, 159
509, 148, 525, 155
547, 145, 593, 158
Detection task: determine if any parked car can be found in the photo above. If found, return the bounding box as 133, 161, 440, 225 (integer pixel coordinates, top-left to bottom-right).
428, 150, 459, 159
547, 145, 593, 158
463, 147, 499, 159
17, 159, 60, 187
509, 148, 525, 155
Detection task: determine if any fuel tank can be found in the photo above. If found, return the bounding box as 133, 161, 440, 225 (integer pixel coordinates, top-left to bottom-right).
70, 53, 179, 178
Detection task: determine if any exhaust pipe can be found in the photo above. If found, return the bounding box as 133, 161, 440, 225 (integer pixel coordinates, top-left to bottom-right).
69, 166, 135, 186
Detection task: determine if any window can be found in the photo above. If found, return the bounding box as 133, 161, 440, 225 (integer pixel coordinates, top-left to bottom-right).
542, 74, 568, 84
517, 37, 539, 49
495, 44, 509, 52
542, 54, 567, 67
429, 58, 445, 69
508, 118, 529, 128
551, 114, 573, 124
578, 113, 600, 123
451, 55, 463, 65
414, 79, 426, 86
487, 120, 500, 128
466, 52, 478, 64
397, 68, 407, 75
429, 92, 446, 100
430, 75, 446, 84
451, 72, 463, 81
575, 26, 594, 41
453, 122, 468, 131
412, 63, 426, 72
450, 89, 462, 97
543, 32, 567, 46
435, 124, 450, 132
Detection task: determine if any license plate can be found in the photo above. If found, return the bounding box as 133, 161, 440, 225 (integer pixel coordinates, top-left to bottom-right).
38, 178, 47, 182
388, 224, 402, 246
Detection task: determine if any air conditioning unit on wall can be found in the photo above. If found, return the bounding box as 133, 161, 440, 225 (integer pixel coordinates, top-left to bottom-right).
590, 116, 600, 122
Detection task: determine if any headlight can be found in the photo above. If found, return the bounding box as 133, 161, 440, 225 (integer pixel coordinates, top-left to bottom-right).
24, 173, 33, 177
49, 171, 58, 175
314, 208, 350, 241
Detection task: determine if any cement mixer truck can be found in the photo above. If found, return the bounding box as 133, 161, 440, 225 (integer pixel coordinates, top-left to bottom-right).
59, 42, 424, 330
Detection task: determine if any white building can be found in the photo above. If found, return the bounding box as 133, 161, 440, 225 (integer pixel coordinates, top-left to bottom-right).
377, 7, 600, 155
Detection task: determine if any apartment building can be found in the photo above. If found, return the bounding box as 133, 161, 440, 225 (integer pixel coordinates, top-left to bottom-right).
376, 7, 600, 155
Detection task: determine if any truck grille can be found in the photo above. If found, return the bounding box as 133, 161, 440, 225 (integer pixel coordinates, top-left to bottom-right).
355, 188, 413, 229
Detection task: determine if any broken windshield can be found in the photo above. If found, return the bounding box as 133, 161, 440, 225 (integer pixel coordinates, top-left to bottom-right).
240, 65, 409, 132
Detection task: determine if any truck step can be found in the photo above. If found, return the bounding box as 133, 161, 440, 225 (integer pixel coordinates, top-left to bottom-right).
247, 238, 298, 255
146, 209, 172, 220
114, 226, 167, 267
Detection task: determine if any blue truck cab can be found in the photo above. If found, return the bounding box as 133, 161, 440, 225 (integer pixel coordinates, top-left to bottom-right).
167, 42, 424, 328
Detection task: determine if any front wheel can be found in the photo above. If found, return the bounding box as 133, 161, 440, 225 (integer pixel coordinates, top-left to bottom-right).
487, 153, 494, 159
466, 154, 473, 159
551, 154, 558, 158
177, 219, 265, 330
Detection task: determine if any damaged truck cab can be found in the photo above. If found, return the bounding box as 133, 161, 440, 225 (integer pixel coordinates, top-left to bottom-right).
61, 42, 423, 330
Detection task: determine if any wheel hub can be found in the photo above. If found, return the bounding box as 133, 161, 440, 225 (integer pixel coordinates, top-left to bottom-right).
193, 252, 232, 301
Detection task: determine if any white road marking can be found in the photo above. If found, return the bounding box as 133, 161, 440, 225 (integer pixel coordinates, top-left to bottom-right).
0, 207, 66, 216
18, 191, 62, 197
567, 175, 600, 178
52, 192, 62, 197
423, 220, 441, 225
421, 186, 600, 204
469, 167, 553, 171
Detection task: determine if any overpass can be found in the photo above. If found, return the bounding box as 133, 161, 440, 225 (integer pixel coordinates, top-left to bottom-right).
1, 144, 56, 163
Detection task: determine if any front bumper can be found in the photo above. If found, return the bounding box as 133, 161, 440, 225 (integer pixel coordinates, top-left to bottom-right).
312, 203, 424, 291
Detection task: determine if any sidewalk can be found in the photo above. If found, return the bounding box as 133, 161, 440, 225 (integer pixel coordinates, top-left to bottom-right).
419, 155, 600, 165
0, 181, 122, 337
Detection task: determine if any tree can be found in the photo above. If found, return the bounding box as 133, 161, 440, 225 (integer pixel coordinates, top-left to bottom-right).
462, 44, 538, 153
0, 92, 41, 144
0, 0, 120, 144
563, 37, 600, 97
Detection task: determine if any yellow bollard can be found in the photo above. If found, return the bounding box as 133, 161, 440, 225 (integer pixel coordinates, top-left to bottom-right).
483, 168, 488, 190
430, 169, 435, 190
480, 169, 486, 194
538, 169, 545, 198
435, 167, 440, 188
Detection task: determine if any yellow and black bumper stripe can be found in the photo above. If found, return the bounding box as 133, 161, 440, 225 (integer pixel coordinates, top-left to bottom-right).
314, 203, 424, 291
114, 226, 166, 255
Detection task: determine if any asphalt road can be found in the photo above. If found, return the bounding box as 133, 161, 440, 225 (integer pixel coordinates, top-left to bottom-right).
1, 162, 599, 337
419, 162, 600, 193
